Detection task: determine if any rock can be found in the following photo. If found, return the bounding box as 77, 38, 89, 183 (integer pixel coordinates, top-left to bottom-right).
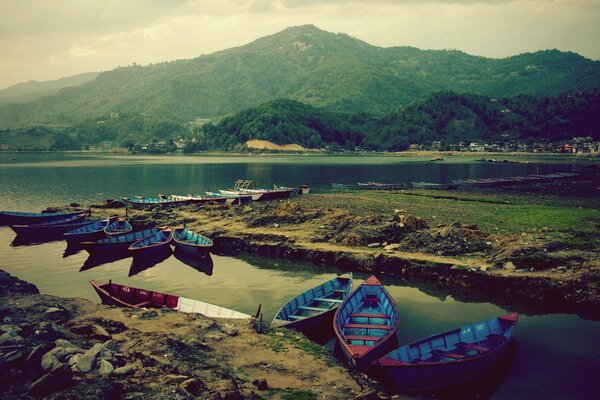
75, 342, 103, 373
383, 243, 401, 252
68, 354, 81, 366
0, 324, 21, 334
29, 364, 73, 396
180, 377, 205, 396
34, 321, 62, 339
45, 307, 65, 314
220, 325, 239, 337
41, 351, 62, 371
99, 359, 114, 376
504, 261, 516, 271
252, 378, 268, 390
91, 324, 111, 339
55, 339, 76, 348
367, 243, 381, 248
0, 330, 23, 345
113, 363, 136, 376
139, 310, 159, 320
162, 374, 190, 383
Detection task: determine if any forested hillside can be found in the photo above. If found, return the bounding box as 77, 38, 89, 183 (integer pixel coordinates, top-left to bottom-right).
0, 25, 598, 129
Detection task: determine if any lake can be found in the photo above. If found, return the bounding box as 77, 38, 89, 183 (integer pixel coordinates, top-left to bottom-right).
0, 153, 597, 399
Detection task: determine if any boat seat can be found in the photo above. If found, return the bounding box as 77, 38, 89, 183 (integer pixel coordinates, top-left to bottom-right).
345, 335, 380, 342
432, 349, 465, 360
488, 334, 505, 342
343, 323, 391, 330
313, 297, 343, 303
458, 342, 489, 352
298, 305, 329, 312
288, 315, 307, 320
363, 295, 379, 303
134, 301, 152, 307
332, 289, 347, 293
349, 313, 389, 319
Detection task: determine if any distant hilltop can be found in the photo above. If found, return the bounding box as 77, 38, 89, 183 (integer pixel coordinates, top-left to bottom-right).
0, 24, 599, 129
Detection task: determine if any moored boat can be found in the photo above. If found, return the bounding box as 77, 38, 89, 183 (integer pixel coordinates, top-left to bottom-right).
159, 194, 228, 204
120, 196, 191, 208
219, 180, 295, 201
172, 227, 213, 257
372, 313, 519, 391
90, 279, 252, 319
334, 275, 400, 371
9, 213, 91, 237
410, 182, 457, 190
331, 182, 407, 190
204, 192, 253, 205
104, 219, 133, 236
0, 210, 88, 225
80, 226, 161, 254
63, 217, 117, 243
128, 227, 173, 256
272, 273, 353, 337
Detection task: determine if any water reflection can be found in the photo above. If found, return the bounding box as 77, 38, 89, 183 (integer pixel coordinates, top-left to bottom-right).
63, 243, 84, 257
11, 235, 63, 247
81, 251, 132, 271
129, 247, 173, 277
173, 249, 214, 276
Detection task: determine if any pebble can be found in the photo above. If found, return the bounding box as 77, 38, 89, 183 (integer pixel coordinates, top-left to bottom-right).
112, 364, 136, 376
75, 342, 103, 373
99, 359, 114, 376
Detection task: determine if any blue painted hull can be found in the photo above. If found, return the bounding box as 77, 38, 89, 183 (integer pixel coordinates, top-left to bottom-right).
0, 210, 87, 225
129, 228, 173, 257
334, 275, 400, 371
64, 218, 114, 243
172, 228, 213, 257
372, 313, 519, 391
80, 227, 160, 254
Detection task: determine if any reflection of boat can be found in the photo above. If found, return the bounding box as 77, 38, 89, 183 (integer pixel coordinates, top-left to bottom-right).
80, 250, 131, 271
372, 313, 519, 392
272, 273, 352, 336
0, 210, 88, 225
11, 236, 63, 247
89, 279, 252, 319
129, 247, 173, 276
104, 219, 133, 236
10, 216, 97, 237
63, 243, 84, 257
173, 249, 214, 276
80, 227, 161, 254
334, 275, 400, 371
172, 227, 212, 257
129, 227, 172, 257
331, 182, 407, 190
64, 217, 116, 244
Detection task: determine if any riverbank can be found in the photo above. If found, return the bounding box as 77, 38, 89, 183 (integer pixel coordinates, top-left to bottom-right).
0, 270, 379, 399
69, 168, 599, 319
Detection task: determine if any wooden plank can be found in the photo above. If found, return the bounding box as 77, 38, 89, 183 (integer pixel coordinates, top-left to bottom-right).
458, 342, 489, 352
288, 315, 307, 320
432, 349, 465, 359
345, 335, 380, 342
349, 313, 389, 319
313, 297, 343, 303
343, 323, 391, 330
363, 295, 379, 302
299, 305, 328, 312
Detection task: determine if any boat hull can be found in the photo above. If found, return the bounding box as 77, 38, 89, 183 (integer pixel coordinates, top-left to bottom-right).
129, 228, 173, 257
80, 227, 160, 255
0, 210, 87, 225
172, 228, 213, 257
10, 216, 94, 237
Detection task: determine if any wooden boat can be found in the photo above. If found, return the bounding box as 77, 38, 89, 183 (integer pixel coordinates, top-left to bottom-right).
9, 213, 90, 236
172, 227, 213, 257
63, 217, 116, 243
120, 196, 191, 208
90, 280, 252, 319
273, 184, 311, 196
204, 192, 253, 205
410, 182, 457, 190
104, 219, 133, 236
128, 227, 173, 256
80, 226, 161, 254
372, 313, 519, 391
160, 194, 228, 204
219, 180, 295, 201
0, 210, 88, 225
333, 275, 400, 371
331, 182, 407, 190
272, 273, 353, 335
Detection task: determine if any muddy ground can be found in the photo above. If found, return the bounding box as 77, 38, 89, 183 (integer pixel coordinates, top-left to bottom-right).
0, 271, 381, 400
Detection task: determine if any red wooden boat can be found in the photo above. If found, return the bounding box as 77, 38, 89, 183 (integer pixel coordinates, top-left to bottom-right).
333, 275, 400, 371
90, 280, 251, 319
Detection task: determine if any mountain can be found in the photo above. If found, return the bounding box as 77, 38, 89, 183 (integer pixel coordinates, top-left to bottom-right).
0, 72, 99, 105
0, 24, 599, 129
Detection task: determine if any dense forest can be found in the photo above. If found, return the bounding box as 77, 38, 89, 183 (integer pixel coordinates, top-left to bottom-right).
0, 25, 599, 130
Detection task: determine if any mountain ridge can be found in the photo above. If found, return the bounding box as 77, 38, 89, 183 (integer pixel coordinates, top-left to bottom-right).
0, 24, 598, 129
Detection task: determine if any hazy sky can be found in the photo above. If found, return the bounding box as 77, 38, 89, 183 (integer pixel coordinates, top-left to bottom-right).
1, 0, 599, 90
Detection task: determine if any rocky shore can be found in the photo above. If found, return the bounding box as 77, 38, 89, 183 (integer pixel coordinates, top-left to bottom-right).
0, 270, 379, 399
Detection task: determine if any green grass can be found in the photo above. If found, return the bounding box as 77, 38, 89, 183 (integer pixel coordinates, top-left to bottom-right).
263, 388, 318, 400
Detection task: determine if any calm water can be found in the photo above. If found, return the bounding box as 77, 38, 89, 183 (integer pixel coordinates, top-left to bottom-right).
0, 153, 597, 399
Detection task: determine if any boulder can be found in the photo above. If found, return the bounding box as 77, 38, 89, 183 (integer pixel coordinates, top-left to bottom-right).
75, 342, 103, 373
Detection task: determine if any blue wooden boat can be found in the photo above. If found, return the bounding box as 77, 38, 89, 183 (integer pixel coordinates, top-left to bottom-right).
0, 210, 88, 225
9, 213, 89, 236
80, 227, 161, 254
372, 313, 519, 391
204, 192, 253, 205
129, 227, 173, 256
272, 273, 353, 336
172, 227, 213, 257
331, 182, 407, 190
120, 196, 191, 208
160, 194, 228, 205
104, 219, 133, 236
333, 275, 400, 371
63, 217, 116, 243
